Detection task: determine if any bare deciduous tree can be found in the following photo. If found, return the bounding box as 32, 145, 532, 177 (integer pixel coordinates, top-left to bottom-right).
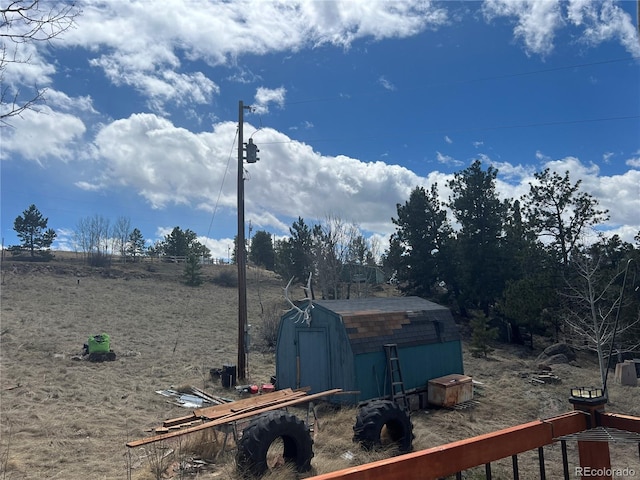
313, 215, 362, 299
112, 216, 131, 262
562, 253, 640, 390
1, 0, 80, 125
75, 214, 111, 266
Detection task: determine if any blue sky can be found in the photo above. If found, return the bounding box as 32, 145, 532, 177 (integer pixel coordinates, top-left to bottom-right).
1, 0, 639, 260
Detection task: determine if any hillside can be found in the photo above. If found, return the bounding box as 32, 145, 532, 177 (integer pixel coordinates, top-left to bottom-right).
1, 254, 638, 479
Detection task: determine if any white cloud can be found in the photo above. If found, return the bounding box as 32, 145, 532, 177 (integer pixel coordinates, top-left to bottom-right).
75, 181, 102, 192
198, 236, 235, 262
602, 151, 614, 163
436, 151, 464, 167
297, 1, 449, 46
88, 55, 220, 112
483, 0, 564, 56
247, 210, 289, 234
566, 0, 640, 56
5, 0, 637, 123
289, 120, 315, 131
625, 151, 640, 168
49, 113, 636, 247
378, 76, 396, 91
54, 0, 448, 112
0, 41, 57, 121
482, 0, 640, 57
86, 113, 424, 236
0, 106, 86, 162
46, 91, 97, 113
253, 87, 287, 114
1, 42, 55, 88
444, 135, 453, 144
91, 114, 225, 209
52, 227, 79, 252
490, 161, 536, 183
227, 66, 263, 84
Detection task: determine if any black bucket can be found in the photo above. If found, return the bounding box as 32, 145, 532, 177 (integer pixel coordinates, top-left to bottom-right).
221, 364, 237, 388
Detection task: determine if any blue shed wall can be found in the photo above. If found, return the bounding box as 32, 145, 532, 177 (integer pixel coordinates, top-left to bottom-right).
276, 305, 358, 396
353, 341, 464, 403
401, 341, 464, 388
276, 299, 464, 405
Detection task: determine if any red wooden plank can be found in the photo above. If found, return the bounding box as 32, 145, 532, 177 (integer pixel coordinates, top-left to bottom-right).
599, 412, 640, 434
307, 411, 588, 480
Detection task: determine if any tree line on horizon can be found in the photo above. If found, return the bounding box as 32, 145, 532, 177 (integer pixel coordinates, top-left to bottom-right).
380, 160, 639, 387
8, 160, 640, 387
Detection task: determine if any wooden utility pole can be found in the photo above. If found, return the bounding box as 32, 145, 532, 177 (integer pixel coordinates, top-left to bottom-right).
237, 100, 249, 381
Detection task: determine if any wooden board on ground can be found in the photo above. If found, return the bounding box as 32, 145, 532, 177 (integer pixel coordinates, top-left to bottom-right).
127, 388, 342, 448
195, 388, 306, 419
161, 388, 307, 427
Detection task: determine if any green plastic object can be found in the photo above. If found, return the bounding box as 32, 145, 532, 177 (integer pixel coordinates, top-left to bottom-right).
87, 333, 110, 354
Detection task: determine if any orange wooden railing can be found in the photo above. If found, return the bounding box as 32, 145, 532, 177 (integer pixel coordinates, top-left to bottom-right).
309, 403, 640, 480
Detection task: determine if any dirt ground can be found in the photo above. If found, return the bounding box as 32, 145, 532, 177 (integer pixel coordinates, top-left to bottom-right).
1, 254, 639, 480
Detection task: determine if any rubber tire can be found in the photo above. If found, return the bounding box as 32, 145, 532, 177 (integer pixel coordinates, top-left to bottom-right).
236, 410, 314, 477
353, 399, 413, 453
88, 352, 104, 362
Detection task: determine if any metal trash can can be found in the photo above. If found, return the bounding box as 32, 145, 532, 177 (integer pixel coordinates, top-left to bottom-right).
221, 364, 237, 388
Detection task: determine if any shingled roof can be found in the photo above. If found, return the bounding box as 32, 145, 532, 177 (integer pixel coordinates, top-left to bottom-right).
313, 296, 460, 354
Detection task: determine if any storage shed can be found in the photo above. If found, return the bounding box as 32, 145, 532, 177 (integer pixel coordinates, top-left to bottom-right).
275, 296, 464, 405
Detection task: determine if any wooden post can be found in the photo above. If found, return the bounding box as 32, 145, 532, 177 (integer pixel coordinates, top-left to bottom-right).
237, 100, 248, 381
570, 396, 612, 480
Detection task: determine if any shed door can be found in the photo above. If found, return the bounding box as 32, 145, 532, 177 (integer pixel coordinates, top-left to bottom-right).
297, 329, 330, 393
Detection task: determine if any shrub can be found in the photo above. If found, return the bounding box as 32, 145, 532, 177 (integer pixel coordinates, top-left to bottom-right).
212, 268, 237, 288
258, 300, 286, 351
470, 314, 498, 358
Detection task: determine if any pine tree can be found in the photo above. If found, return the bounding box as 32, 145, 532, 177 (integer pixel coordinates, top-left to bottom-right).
161, 226, 210, 260
390, 184, 451, 296
11, 204, 56, 260
448, 160, 508, 315
470, 315, 498, 358
523, 169, 609, 266
249, 230, 275, 270
126, 228, 146, 262
184, 255, 203, 286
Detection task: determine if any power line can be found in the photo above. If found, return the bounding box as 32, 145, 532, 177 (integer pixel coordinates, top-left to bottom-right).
439, 114, 640, 134
256, 56, 640, 147
256, 113, 640, 146
283, 56, 639, 107
206, 127, 238, 240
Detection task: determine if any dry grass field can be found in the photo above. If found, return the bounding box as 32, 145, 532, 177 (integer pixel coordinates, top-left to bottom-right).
1, 253, 639, 480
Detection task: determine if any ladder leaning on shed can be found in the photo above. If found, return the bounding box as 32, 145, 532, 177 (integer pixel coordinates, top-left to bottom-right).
384, 344, 408, 410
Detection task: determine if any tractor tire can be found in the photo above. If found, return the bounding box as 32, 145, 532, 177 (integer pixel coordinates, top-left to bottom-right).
88, 352, 104, 362
236, 410, 314, 478
353, 399, 413, 453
